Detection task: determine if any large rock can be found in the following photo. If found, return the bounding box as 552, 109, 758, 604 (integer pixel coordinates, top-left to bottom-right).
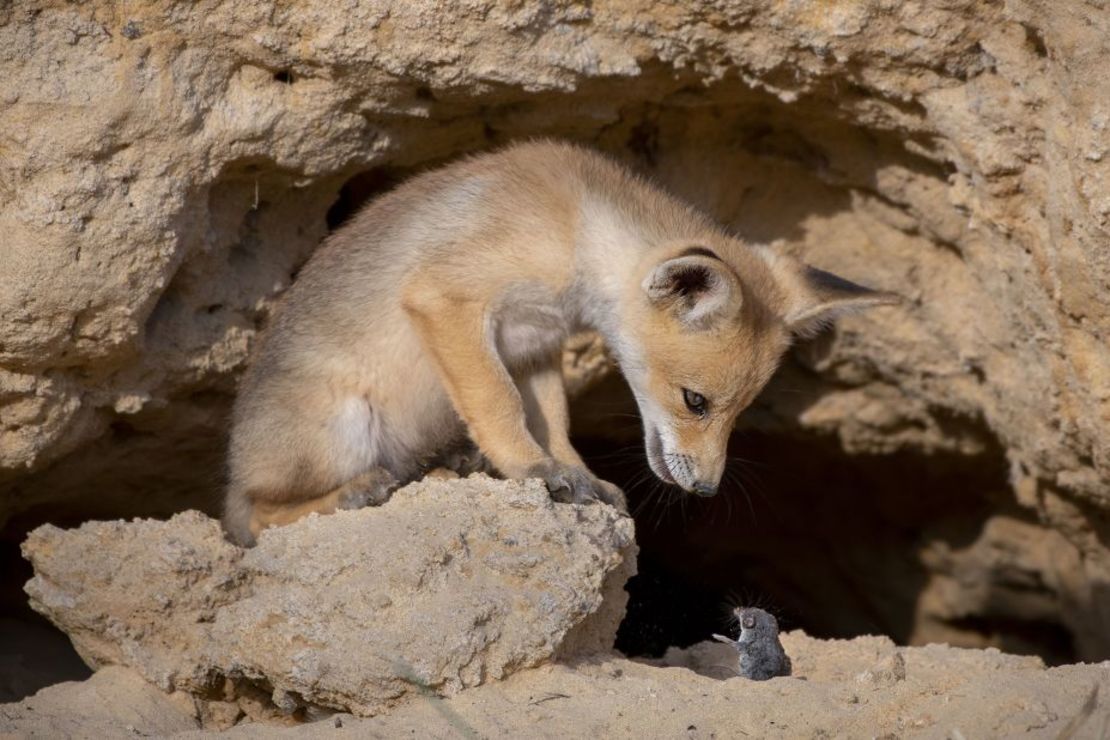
2, 0, 1109, 659
21, 476, 636, 720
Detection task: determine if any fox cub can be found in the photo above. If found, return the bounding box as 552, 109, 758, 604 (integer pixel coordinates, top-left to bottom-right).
224, 140, 896, 545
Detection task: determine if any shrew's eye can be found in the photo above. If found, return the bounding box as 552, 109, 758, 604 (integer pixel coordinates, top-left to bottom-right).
682, 388, 707, 416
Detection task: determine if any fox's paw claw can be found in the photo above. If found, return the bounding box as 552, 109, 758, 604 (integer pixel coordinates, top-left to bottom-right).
595, 478, 628, 512
337, 489, 379, 510
528, 461, 625, 509
337, 469, 399, 510
443, 443, 492, 477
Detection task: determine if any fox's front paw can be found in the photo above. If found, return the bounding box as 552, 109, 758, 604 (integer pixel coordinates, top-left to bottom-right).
594, 478, 628, 512
527, 461, 625, 509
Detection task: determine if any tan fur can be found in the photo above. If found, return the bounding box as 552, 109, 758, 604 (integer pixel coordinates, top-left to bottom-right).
224, 140, 897, 544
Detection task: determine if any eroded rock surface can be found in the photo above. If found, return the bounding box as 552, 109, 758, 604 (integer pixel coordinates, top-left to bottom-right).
20, 476, 636, 720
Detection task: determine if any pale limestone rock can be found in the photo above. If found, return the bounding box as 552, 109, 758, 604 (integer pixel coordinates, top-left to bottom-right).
21, 476, 636, 718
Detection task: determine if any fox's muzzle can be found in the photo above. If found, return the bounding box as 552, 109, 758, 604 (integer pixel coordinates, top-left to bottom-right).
692, 481, 718, 497
643, 421, 724, 495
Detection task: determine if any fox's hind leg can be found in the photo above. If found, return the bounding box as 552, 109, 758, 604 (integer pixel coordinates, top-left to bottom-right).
224, 466, 398, 546
243, 467, 397, 541
224, 387, 405, 545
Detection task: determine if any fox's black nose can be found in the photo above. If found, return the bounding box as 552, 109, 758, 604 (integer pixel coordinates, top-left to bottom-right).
692, 481, 717, 497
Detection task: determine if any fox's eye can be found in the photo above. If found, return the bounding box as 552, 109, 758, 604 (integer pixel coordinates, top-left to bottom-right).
682, 388, 707, 416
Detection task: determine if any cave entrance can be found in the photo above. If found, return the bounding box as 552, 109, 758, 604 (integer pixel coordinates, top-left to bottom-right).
571, 374, 1077, 666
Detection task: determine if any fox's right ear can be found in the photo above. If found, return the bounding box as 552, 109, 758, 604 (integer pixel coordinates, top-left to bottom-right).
642, 254, 742, 330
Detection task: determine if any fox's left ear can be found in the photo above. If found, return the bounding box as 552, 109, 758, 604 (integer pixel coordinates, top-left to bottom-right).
642, 253, 742, 330
770, 257, 901, 336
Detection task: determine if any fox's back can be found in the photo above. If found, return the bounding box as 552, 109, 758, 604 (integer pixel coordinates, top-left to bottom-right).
260, 142, 613, 349
233, 142, 631, 430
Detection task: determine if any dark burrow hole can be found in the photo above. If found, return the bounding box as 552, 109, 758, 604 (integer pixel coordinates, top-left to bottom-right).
325, 167, 409, 230
571, 373, 1079, 666
0, 538, 92, 702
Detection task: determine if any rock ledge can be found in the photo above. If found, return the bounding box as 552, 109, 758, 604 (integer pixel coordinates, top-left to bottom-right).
22, 475, 636, 721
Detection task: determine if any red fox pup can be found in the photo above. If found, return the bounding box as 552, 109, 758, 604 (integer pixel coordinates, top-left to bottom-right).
224, 140, 897, 545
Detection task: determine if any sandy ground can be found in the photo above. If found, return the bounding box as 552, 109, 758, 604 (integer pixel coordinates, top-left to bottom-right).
5, 632, 1108, 739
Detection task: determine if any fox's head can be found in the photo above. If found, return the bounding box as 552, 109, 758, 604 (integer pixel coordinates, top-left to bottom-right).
619, 242, 899, 496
